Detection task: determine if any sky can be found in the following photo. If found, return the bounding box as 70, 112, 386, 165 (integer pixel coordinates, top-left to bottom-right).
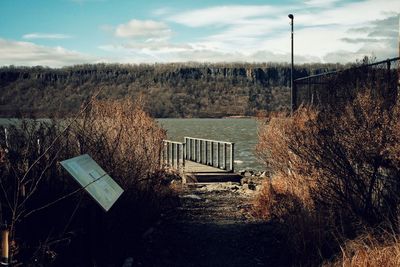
0, 0, 399, 67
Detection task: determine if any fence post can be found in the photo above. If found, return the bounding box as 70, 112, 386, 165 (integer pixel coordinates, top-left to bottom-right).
387, 60, 392, 102
293, 82, 297, 111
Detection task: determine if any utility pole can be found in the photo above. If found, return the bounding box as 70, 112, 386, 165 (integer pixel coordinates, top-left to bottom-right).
288, 14, 295, 113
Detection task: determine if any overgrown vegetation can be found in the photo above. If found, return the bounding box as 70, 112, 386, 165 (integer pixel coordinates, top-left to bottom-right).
0, 62, 346, 118
0, 98, 177, 266
255, 89, 400, 266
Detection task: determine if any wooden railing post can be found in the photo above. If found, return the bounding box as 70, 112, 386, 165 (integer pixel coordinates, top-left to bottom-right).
171, 142, 175, 167
224, 143, 227, 170
166, 142, 170, 165
199, 140, 203, 163
217, 142, 220, 168
211, 141, 214, 166
182, 143, 186, 170
189, 138, 193, 160
230, 143, 234, 172
194, 139, 198, 162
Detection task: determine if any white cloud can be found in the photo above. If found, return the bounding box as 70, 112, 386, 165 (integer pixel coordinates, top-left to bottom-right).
115, 19, 172, 39
303, 0, 342, 8
164, 1, 399, 63
22, 33, 72, 40
168, 5, 282, 27
0, 38, 94, 67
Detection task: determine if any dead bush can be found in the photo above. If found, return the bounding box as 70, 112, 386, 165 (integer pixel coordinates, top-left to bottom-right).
257, 90, 400, 228
255, 89, 400, 265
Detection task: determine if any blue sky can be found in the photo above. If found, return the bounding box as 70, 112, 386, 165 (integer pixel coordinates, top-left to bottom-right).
0, 0, 398, 67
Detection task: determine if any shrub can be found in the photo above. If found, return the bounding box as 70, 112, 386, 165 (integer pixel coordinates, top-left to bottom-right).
0, 98, 173, 266
255, 89, 400, 265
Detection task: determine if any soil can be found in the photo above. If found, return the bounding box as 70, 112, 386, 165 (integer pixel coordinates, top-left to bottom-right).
136, 182, 281, 267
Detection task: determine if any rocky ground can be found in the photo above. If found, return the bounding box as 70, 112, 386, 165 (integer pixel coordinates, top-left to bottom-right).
134, 176, 282, 267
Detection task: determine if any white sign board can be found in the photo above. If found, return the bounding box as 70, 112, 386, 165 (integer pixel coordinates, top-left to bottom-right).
61, 154, 124, 212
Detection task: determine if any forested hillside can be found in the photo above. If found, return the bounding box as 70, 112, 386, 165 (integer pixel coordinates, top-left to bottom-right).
0, 62, 344, 118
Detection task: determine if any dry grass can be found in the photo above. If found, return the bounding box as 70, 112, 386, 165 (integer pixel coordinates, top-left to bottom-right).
0, 98, 175, 265
325, 232, 400, 267
72, 98, 166, 189
254, 89, 400, 265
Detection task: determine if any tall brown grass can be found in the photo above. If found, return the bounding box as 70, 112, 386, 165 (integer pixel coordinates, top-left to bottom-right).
255, 89, 400, 265
0, 98, 175, 266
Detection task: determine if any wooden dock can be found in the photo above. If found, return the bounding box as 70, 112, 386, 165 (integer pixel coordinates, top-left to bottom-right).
183, 160, 242, 183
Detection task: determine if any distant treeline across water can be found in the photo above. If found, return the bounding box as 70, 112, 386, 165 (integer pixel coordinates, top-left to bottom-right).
0, 62, 346, 118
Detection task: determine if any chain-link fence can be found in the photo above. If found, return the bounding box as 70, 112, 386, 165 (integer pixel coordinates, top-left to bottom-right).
294, 57, 400, 110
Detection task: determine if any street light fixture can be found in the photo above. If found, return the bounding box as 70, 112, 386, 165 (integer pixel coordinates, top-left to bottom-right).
288, 14, 295, 113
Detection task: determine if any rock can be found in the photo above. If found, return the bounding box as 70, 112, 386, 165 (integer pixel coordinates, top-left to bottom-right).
240, 177, 249, 185
122, 257, 134, 267
260, 171, 268, 178
230, 185, 240, 191
244, 171, 252, 177
142, 227, 154, 239
248, 182, 257, 191
181, 194, 202, 200
239, 170, 246, 175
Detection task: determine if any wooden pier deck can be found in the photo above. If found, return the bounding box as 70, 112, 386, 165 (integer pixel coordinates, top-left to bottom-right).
183, 160, 242, 183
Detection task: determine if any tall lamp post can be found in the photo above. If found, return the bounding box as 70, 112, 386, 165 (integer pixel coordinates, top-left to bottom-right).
288, 14, 295, 113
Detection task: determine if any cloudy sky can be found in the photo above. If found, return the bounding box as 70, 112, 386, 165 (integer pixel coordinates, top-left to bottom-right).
0, 0, 398, 67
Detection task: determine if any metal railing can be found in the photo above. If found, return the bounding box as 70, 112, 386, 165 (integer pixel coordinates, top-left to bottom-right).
184, 137, 234, 172
162, 140, 185, 171
293, 57, 400, 111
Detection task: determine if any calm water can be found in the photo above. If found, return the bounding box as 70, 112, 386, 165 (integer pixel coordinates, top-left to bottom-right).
158, 118, 263, 170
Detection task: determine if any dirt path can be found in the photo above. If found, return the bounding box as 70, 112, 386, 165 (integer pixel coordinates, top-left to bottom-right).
137, 182, 280, 267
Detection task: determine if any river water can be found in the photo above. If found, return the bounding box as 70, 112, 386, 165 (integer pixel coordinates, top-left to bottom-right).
0, 118, 264, 170
158, 118, 263, 170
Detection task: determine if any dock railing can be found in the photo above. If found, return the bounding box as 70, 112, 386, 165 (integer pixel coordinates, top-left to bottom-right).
162, 140, 185, 171
184, 137, 234, 172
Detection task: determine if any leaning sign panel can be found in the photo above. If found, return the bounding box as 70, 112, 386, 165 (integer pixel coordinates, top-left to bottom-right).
61, 154, 124, 212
